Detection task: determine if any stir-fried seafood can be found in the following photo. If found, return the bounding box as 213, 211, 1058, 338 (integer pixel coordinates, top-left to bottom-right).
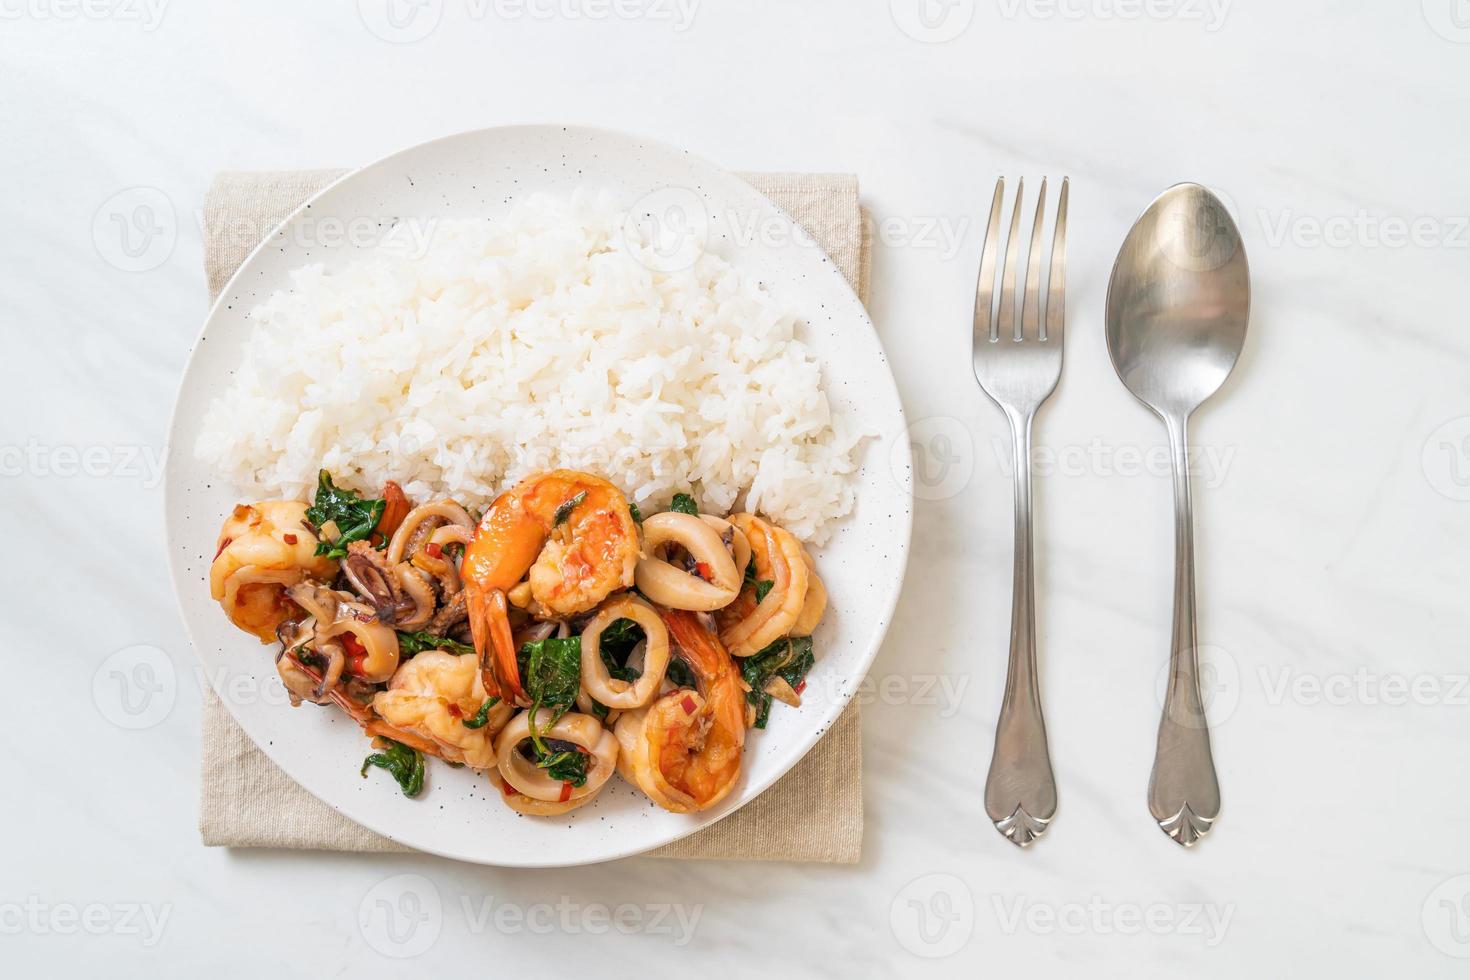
209, 472, 826, 814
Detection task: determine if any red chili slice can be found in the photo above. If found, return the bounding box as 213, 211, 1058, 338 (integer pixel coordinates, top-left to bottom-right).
426, 542, 443, 559
213, 537, 232, 560
681, 695, 697, 714
558, 781, 573, 803
500, 778, 517, 797
695, 561, 712, 581
282, 533, 298, 545
340, 632, 368, 675
447, 703, 462, 718
794, 680, 807, 695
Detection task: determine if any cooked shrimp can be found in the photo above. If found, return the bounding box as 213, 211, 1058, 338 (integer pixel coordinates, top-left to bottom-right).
211, 501, 339, 642
615, 608, 745, 813
580, 595, 671, 709
714, 514, 810, 657
462, 470, 639, 703
372, 651, 511, 768
789, 550, 827, 636
494, 710, 619, 803
634, 512, 741, 611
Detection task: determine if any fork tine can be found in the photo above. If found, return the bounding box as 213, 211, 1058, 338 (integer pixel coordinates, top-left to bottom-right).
1044, 177, 1068, 342
998, 178, 1025, 341
1021, 178, 1048, 340
974, 179, 1004, 343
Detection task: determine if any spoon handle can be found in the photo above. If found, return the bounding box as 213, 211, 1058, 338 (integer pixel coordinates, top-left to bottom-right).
1149, 415, 1221, 846
984, 409, 1057, 847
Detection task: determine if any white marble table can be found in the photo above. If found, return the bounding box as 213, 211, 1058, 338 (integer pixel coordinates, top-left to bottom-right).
6, 1, 1468, 974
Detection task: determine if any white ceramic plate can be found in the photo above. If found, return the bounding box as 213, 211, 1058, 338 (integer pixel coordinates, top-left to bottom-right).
165, 126, 911, 867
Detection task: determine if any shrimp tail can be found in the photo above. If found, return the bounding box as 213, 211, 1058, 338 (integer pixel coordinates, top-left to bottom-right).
468, 585, 526, 705
362, 717, 443, 756
658, 608, 727, 681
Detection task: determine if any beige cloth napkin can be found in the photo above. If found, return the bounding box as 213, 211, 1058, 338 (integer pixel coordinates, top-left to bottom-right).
198, 170, 871, 863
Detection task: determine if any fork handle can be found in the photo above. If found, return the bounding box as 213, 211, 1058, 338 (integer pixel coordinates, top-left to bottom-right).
1148, 414, 1221, 846
984, 409, 1058, 847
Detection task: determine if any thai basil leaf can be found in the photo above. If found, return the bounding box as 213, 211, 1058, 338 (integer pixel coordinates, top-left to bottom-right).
536, 746, 589, 787
595, 617, 645, 682
461, 697, 501, 729
669, 493, 699, 515
519, 636, 583, 754
741, 561, 773, 603
396, 630, 475, 657
293, 647, 326, 670
306, 469, 385, 560
359, 739, 425, 797
552, 491, 587, 527
739, 636, 815, 730
665, 656, 697, 690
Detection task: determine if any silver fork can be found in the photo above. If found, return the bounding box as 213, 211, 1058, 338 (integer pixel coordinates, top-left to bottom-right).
973, 177, 1068, 847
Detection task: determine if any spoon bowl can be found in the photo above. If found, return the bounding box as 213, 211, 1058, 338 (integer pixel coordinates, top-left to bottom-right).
1106, 184, 1249, 420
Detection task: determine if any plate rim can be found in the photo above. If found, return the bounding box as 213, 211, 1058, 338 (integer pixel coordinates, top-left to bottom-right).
163, 123, 913, 867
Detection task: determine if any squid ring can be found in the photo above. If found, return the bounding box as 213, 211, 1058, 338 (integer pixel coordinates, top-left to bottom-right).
580, 596, 671, 709
634, 512, 741, 611
386, 500, 474, 565
497, 781, 597, 816
316, 599, 401, 683
494, 710, 618, 803
699, 514, 751, 579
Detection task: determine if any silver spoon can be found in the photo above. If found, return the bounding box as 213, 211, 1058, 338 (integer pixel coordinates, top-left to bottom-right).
1105, 183, 1250, 847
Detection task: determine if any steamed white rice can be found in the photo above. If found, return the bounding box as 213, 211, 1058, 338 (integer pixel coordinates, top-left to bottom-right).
194, 189, 862, 542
